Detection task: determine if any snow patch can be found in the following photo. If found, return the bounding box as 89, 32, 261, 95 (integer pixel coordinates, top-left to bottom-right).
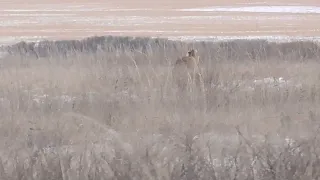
253, 77, 289, 87
1, 8, 165, 12
167, 35, 320, 42
178, 5, 320, 14
0, 36, 49, 46
211, 77, 302, 93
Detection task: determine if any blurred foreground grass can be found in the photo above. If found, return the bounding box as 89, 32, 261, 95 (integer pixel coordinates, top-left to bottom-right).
0, 36, 320, 180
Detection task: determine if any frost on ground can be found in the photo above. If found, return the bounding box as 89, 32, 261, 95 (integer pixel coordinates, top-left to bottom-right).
0, 76, 299, 108
179, 5, 320, 14
168, 35, 320, 42
211, 76, 301, 92
1, 2, 320, 45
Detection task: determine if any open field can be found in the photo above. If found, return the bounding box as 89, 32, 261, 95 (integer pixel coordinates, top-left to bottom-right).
1, 0, 320, 44
1, 0, 320, 179
0, 36, 319, 179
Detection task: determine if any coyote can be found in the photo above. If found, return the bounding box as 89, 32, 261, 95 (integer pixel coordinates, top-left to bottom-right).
172, 49, 204, 91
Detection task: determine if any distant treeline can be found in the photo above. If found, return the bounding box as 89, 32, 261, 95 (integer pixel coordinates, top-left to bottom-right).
2, 35, 320, 61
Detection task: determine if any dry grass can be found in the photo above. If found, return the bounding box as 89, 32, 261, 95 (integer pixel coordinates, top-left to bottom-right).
1, 36, 320, 179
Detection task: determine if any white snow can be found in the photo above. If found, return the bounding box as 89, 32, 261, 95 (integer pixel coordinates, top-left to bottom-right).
253, 77, 288, 87
167, 35, 320, 42
178, 5, 320, 14
0, 36, 48, 43
0, 13, 76, 17
0, 15, 306, 28
1, 8, 165, 12
211, 77, 302, 93
32, 94, 77, 104
0, 4, 319, 45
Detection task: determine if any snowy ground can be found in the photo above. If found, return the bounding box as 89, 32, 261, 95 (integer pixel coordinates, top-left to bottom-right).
178, 5, 320, 13
0, 1, 320, 45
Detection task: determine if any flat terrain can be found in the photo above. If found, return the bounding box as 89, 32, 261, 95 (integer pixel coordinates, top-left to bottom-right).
1, 1, 320, 179
1, 37, 320, 179
1, 0, 320, 44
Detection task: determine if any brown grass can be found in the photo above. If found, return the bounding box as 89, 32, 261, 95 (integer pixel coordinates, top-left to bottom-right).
1, 36, 320, 179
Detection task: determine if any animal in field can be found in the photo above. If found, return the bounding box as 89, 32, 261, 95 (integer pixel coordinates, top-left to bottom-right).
172, 49, 204, 91
175, 49, 200, 68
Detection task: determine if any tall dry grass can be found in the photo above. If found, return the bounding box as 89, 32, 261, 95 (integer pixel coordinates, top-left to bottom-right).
1, 36, 320, 179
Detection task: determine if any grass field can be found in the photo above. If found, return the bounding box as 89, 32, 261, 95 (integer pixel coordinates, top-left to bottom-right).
0, 36, 319, 179
1, 0, 320, 179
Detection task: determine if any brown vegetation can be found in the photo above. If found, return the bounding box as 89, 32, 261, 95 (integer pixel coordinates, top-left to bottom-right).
1, 36, 320, 179
4, 36, 320, 62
